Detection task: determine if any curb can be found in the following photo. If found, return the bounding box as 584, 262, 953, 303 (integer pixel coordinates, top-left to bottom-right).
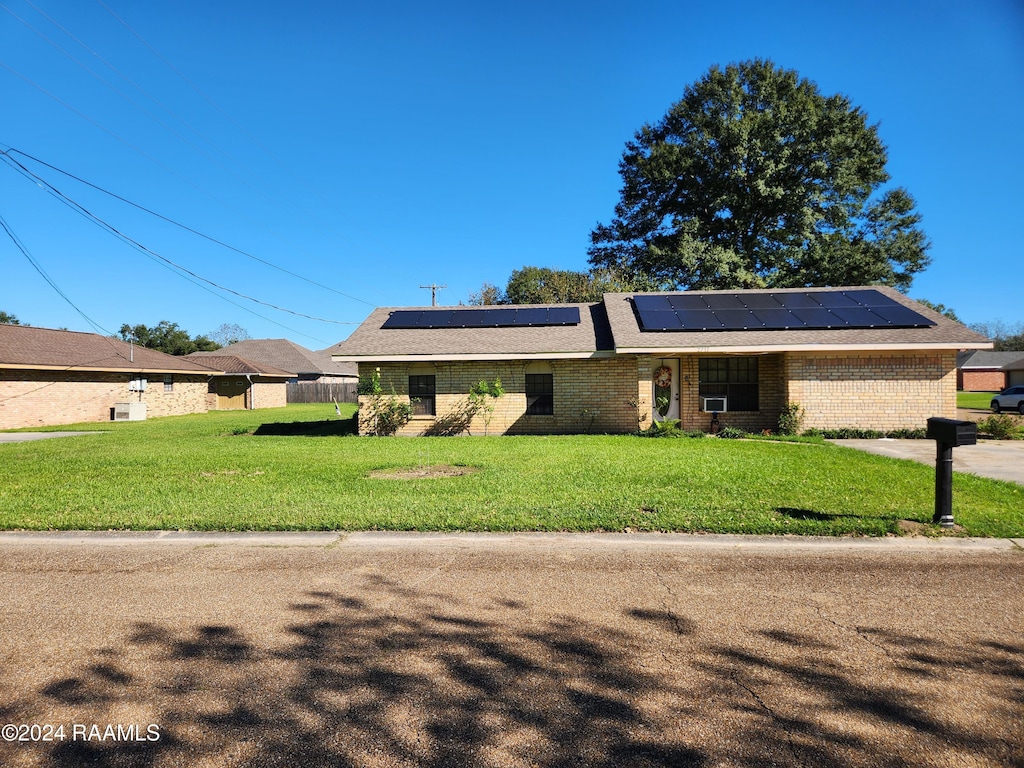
0, 530, 1019, 551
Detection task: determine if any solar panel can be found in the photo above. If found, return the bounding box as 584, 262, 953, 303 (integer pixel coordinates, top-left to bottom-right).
633, 295, 673, 312
381, 310, 424, 329
773, 293, 823, 309
483, 308, 517, 326
675, 309, 724, 330
515, 308, 550, 326
703, 294, 747, 310
842, 289, 888, 306
633, 290, 937, 332
789, 308, 846, 328
667, 294, 709, 310
638, 309, 684, 330
828, 307, 885, 327
447, 309, 488, 327
812, 292, 862, 309
546, 307, 582, 325
739, 294, 784, 310
751, 308, 800, 329
869, 304, 936, 327
713, 309, 760, 329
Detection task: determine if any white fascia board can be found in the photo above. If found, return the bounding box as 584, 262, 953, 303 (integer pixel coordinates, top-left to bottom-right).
615, 342, 993, 355
332, 351, 615, 363
0, 363, 224, 374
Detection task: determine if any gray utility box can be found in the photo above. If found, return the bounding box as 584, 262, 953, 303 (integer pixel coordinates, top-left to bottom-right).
926, 417, 976, 447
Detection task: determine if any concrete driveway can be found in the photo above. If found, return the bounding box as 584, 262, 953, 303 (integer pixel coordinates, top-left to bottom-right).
830, 438, 1024, 485
0, 431, 105, 442
0, 532, 1021, 767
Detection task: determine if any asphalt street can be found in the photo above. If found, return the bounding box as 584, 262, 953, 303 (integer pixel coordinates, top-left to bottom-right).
1, 532, 1021, 767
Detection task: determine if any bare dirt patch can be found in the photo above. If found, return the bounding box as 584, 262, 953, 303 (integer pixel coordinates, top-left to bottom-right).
368, 464, 480, 480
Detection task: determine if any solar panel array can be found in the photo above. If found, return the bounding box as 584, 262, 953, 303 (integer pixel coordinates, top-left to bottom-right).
633, 290, 936, 332
382, 306, 582, 329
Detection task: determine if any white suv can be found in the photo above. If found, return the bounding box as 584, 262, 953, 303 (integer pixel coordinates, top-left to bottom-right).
991, 386, 1024, 415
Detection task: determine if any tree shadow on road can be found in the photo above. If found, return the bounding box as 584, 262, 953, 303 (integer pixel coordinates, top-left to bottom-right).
2, 575, 1022, 767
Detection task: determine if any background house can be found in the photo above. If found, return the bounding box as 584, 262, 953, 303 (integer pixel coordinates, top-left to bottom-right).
956, 351, 1024, 391
191, 339, 357, 403
183, 354, 294, 410
1005, 357, 1024, 388
331, 287, 991, 436
0, 325, 223, 430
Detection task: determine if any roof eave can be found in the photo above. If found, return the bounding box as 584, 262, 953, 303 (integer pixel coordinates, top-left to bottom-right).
332, 351, 616, 363
614, 341, 993, 355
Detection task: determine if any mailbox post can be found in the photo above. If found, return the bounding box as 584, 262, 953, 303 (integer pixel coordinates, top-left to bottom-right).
925, 417, 977, 528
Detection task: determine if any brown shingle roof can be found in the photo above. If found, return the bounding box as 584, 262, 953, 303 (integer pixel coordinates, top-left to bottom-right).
329, 288, 991, 362
191, 338, 356, 377
0, 325, 223, 373
330, 303, 613, 360
603, 286, 991, 353
183, 354, 294, 377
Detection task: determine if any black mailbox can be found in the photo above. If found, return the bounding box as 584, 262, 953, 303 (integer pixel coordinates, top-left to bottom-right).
926, 417, 977, 447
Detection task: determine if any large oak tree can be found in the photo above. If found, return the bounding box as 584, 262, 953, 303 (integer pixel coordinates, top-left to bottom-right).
589, 59, 930, 291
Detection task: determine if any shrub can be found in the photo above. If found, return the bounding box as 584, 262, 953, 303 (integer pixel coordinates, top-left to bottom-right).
357, 368, 415, 436
777, 403, 805, 435
717, 426, 748, 439
976, 413, 1024, 440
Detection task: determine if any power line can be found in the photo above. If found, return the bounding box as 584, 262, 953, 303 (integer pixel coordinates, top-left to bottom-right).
0, 150, 361, 329
4, 146, 375, 307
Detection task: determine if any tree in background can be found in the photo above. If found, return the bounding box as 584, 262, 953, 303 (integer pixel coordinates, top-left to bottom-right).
913, 299, 962, 323
589, 59, 930, 292
209, 323, 251, 347
469, 266, 654, 305
969, 320, 1024, 351
0, 311, 23, 325
118, 321, 219, 356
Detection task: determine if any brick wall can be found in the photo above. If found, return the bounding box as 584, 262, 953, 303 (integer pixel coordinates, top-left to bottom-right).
0, 370, 209, 429
958, 370, 1007, 392
355, 350, 958, 436
358, 358, 640, 436
784, 352, 957, 431
250, 379, 288, 409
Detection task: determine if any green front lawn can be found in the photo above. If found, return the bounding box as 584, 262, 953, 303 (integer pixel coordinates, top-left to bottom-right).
958, 391, 998, 410
1, 405, 1021, 536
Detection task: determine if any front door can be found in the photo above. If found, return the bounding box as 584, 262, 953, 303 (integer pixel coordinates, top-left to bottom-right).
652, 359, 679, 421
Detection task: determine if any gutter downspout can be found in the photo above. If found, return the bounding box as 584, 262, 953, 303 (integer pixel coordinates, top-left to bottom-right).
246, 374, 254, 410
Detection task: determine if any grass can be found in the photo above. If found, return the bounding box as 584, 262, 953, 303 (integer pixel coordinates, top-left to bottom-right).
958, 391, 998, 410
1, 404, 1021, 537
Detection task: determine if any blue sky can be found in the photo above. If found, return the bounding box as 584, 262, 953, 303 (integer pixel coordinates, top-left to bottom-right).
2, 0, 1022, 349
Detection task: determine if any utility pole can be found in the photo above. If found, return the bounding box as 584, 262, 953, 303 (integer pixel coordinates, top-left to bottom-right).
420, 283, 447, 306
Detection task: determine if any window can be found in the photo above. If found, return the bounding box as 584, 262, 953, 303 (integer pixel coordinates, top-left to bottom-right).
699, 357, 759, 411
408, 375, 435, 416
525, 373, 554, 415
163, 374, 174, 393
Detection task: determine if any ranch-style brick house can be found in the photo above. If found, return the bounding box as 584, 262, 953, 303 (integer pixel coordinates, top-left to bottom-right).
0, 325, 223, 430
329, 286, 991, 436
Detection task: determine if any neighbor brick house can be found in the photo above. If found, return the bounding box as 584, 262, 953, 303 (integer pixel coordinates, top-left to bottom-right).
0, 325, 225, 430
956, 351, 1024, 391
329, 287, 991, 436
183, 353, 294, 410
191, 338, 356, 383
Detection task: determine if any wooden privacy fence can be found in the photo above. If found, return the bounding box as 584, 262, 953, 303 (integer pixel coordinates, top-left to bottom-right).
286, 381, 358, 404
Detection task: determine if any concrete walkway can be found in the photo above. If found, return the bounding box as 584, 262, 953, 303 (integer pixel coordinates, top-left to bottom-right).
829, 438, 1024, 485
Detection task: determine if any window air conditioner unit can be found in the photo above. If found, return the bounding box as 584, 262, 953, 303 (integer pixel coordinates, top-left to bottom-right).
702, 396, 727, 413
113, 402, 147, 421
